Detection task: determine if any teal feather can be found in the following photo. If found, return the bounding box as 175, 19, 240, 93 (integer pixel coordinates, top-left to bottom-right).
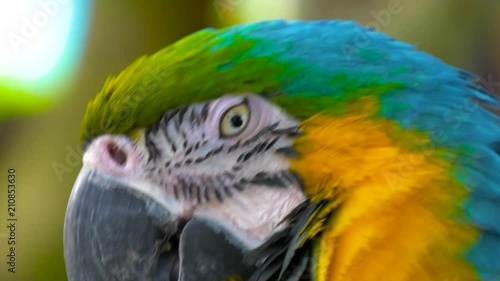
82, 20, 500, 278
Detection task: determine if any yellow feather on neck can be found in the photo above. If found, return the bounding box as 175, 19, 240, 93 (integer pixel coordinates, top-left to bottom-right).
290, 108, 478, 281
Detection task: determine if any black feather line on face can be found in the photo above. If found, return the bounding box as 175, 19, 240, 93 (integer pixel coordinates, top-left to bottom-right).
250, 172, 289, 188
142, 97, 302, 212
275, 146, 298, 158
145, 130, 161, 163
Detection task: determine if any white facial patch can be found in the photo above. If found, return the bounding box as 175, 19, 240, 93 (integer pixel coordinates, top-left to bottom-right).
85, 93, 307, 249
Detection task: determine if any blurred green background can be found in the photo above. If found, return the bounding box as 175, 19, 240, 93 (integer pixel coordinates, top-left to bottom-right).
0, 0, 498, 280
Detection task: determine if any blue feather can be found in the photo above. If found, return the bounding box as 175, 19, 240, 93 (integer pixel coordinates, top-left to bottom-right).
219, 20, 500, 277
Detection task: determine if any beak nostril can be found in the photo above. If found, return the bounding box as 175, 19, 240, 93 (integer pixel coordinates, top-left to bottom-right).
107, 143, 128, 166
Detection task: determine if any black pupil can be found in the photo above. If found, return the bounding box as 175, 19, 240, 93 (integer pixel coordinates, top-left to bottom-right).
230, 115, 244, 127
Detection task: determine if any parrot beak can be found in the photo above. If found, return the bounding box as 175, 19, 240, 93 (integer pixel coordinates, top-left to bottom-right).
63, 167, 179, 281
64, 164, 256, 280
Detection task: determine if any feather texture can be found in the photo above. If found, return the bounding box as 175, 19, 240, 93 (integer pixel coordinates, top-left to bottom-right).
81, 20, 500, 280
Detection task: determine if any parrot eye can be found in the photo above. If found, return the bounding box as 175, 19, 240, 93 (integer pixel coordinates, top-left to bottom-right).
219, 101, 250, 137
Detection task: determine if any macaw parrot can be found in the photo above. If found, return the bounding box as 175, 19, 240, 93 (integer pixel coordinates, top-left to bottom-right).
63, 20, 500, 281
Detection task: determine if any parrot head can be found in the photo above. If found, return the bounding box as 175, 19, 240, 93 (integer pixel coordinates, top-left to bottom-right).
64, 20, 500, 281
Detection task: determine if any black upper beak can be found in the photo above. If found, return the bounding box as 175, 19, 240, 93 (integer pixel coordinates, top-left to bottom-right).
64, 168, 179, 281
64, 168, 256, 281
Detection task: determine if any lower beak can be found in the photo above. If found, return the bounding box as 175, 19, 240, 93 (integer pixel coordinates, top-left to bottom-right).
64, 168, 256, 281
